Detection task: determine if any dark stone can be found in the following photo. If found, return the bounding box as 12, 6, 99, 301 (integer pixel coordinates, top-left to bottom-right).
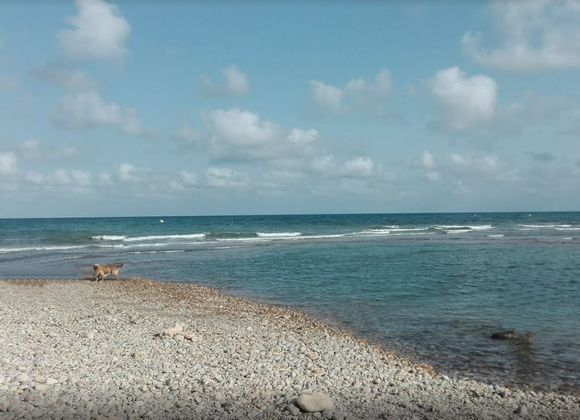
490, 330, 516, 340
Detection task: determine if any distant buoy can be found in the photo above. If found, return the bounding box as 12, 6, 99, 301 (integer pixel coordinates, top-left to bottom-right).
160, 219, 165, 224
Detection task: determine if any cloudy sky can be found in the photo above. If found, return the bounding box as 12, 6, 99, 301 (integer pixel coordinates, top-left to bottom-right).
1, 0, 580, 217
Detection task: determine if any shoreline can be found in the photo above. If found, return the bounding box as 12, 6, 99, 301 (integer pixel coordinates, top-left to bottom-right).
0, 278, 579, 419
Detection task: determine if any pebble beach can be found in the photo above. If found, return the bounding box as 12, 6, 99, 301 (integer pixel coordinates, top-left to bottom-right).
0, 278, 579, 420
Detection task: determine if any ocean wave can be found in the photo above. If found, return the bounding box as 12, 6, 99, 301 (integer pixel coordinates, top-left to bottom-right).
256, 232, 302, 238
518, 224, 572, 229
0, 245, 89, 254
362, 229, 392, 235
487, 234, 505, 238
302, 234, 349, 239
91, 235, 127, 241
91, 233, 207, 242
434, 225, 493, 231
124, 233, 206, 242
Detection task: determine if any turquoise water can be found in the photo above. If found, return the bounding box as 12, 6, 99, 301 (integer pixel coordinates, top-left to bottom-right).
1, 212, 579, 392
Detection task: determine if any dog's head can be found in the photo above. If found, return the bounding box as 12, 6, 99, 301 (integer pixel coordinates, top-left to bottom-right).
92, 264, 100, 271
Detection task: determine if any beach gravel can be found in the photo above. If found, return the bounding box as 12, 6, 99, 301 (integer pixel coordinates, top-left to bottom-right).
0, 278, 579, 419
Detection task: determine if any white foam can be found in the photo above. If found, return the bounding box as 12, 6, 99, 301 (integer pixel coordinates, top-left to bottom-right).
362, 229, 392, 235
123, 233, 206, 242
487, 234, 505, 238
256, 232, 302, 238
0, 245, 89, 254
91, 235, 127, 241
518, 224, 572, 229
216, 237, 265, 243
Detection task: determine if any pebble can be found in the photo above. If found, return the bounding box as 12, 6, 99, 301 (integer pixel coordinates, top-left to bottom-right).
514, 405, 528, 416
296, 392, 334, 413
287, 403, 301, 416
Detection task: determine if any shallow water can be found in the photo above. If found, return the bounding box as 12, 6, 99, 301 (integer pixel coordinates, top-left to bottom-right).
1, 212, 579, 392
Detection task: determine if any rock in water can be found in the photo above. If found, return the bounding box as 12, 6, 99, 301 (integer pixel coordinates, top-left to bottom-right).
490, 330, 516, 340
296, 392, 334, 413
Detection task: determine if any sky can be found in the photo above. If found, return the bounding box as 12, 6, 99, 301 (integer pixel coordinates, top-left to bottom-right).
1, 0, 580, 217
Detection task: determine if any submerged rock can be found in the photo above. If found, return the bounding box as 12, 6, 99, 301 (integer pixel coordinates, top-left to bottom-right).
490, 330, 516, 340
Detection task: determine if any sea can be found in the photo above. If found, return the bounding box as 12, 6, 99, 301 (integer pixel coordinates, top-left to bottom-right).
1, 212, 579, 393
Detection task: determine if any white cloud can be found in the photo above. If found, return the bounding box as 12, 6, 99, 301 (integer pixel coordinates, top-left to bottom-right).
427, 67, 497, 130
59, 0, 130, 61
202, 65, 249, 96
204, 108, 277, 146
203, 108, 317, 161
179, 171, 197, 186
310, 81, 343, 113
32, 65, 95, 91
417, 151, 439, 182
0, 152, 17, 175
19, 140, 78, 161
25, 169, 91, 187
463, 0, 580, 72
343, 157, 375, 177
420, 150, 436, 170
312, 154, 336, 174
97, 173, 113, 185
310, 68, 392, 116
446, 153, 516, 181
206, 167, 247, 188
288, 128, 319, 144
118, 163, 137, 182
55, 91, 145, 136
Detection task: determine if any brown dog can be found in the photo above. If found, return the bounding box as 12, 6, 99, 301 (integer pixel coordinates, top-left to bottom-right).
92, 263, 124, 281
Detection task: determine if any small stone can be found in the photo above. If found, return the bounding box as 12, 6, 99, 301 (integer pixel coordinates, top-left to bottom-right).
296, 392, 334, 413
287, 403, 300, 416
46, 378, 58, 385
34, 384, 49, 392
182, 331, 196, 341
16, 374, 29, 383
163, 324, 184, 337
30, 408, 43, 418
514, 405, 527, 416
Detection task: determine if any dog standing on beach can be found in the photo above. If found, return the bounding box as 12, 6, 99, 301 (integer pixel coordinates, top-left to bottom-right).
92, 263, 124, 281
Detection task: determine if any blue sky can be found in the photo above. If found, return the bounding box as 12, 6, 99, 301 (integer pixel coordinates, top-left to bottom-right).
1, 0, 580, 217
